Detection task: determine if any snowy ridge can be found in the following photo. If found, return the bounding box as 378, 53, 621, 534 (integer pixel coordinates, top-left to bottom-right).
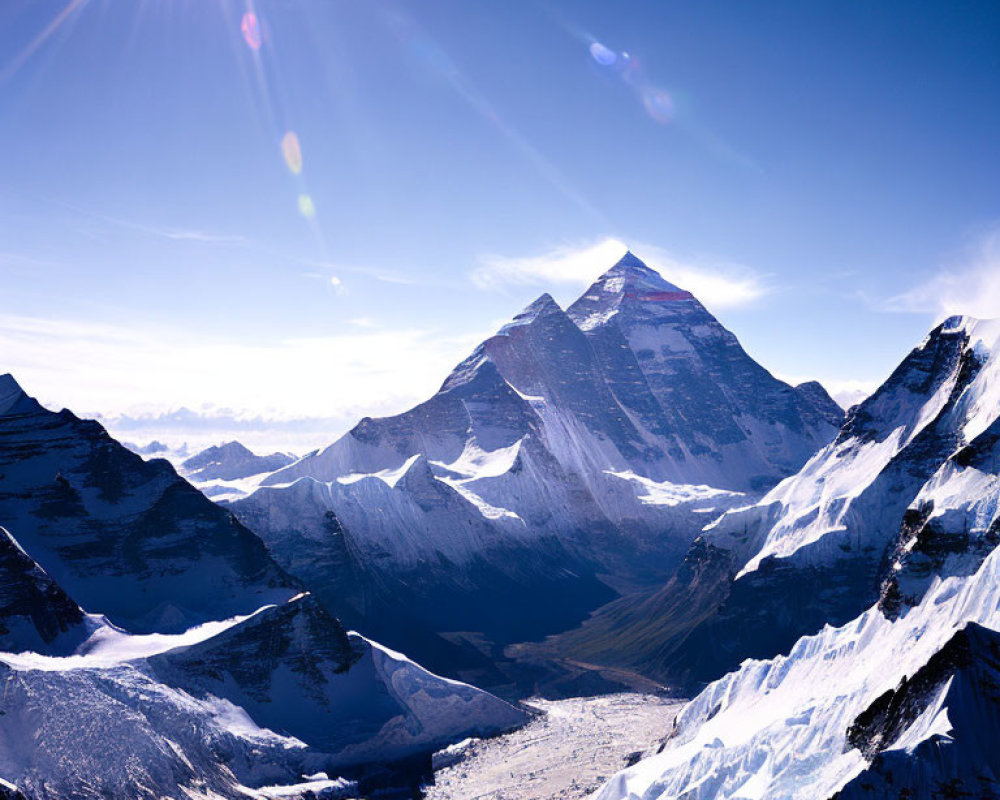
0, 376, 529, 798
705, 315, 1000, 578
593, 316, 1000, 799
180, 441, 295, 483
594, 540, 1000, 800
0, 589, 527, 798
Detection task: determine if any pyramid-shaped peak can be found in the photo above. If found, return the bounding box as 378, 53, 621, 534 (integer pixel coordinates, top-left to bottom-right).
567, 251, 699, 331
502, 292, 564, 331
600, 251, 684, 294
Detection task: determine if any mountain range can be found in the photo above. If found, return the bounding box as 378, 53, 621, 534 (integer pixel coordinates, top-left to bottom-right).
0, 374, 525, 798
226, 252, 843, 687
2, 250, 998, 798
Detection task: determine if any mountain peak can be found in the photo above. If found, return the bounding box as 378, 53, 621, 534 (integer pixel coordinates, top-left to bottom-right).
501, 292, 563, 331
215, 440, 255, 457
0, 374, 39, 417
567, 252, 694, 331
601, 251, 683, 293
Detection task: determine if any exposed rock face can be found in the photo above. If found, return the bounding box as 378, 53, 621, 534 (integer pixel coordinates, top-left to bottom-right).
229, 253, 838, 679
0, 525, 86, 654
148, 593, 528, 767
0, 373, 298, 633
836, 622, 1000, 799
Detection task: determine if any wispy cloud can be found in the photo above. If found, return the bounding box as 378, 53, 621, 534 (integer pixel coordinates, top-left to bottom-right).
471, 238, 770, 310
85, 213, 249, 246
886, 227, 1000, 321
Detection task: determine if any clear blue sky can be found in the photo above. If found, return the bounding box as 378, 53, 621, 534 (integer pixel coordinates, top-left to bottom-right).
1, 1, 998, 439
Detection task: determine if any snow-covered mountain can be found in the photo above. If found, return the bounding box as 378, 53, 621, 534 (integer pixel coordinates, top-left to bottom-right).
595, 552, 1000, 799
541, 316, 1000, 689
593, 316, 1000, 798
0, 589, 526, 799
227, 252, 840, 680
0, 377, 528, 798
0, 374, 297, 634
180, 441, 296, 483
171, 441, 298, 501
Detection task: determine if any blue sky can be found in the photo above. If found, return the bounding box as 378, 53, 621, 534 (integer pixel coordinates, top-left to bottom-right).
1, 0, 998, 446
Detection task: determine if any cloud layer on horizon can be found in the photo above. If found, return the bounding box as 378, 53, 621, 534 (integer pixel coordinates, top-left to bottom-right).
0, 313, 486, 432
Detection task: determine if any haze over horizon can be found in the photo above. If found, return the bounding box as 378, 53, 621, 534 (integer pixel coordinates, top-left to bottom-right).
2, 1, 998, 445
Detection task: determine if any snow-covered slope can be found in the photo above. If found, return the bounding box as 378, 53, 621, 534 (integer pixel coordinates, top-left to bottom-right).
593, 318, 1000, 799
565, 252, 842, 491
181, 441, 295, 483
0, 541, 526, 799
227, 252, 837, 677
0, 599, 526, 799
0, 374, 298, 634
714, 316, 1000, 578
594, 544, 1000, 800
147, 593, 526, 767
548, 317, 1000, 689
0, 377, 529, 799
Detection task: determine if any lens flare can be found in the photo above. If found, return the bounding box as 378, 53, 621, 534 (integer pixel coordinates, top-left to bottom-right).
241, 12, 262, 50
298, 194, 316, 219
642, 87, 674, 123
281, 132, 303, 174
589, 42, 617, 67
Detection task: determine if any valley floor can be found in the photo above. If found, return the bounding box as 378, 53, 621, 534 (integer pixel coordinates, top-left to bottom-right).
422, 693, 684, 800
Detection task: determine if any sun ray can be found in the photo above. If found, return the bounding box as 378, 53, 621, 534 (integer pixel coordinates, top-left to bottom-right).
0, 0, 90, 85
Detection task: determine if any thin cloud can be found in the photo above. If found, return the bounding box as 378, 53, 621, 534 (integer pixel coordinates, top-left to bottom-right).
60, 203, 250, 247
97, 215, 249, 246
887, 228, 1000, 321
471, 238, 770, 310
